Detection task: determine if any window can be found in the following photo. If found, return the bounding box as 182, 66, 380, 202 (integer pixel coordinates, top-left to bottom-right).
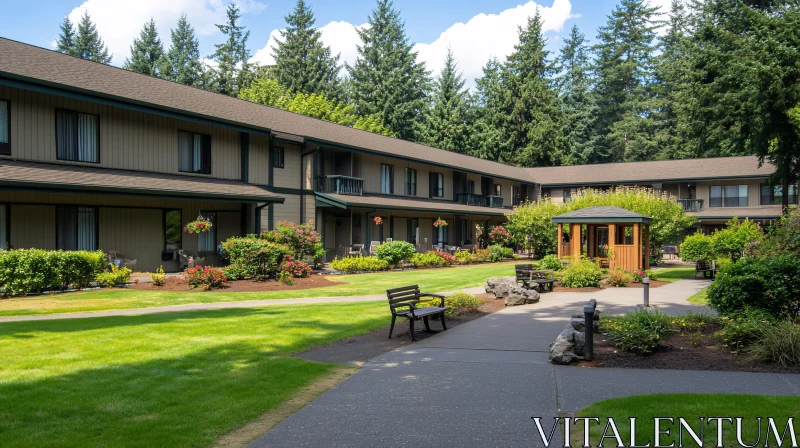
381, 164, 394, 194
430, 172, 444, 197
724, 185, 748, 207
493, 184, 501, 197
563, 189, 572, 203
56, 206, 97, 251
467, 180, 475, 194
197, 211, 216, 252
761, 183, 799, 205
273, 146, 284, 169
164, 209, 182, 250
56, 109, 99, 163
512, 186, 521, 206
404, 168, 417, 196
434, 223, 448, 245
0, 205, 7, 249
709, 186, 723, 207
0, 100, 9, 155
407, 218, 418, 244
178, 131, 211, 174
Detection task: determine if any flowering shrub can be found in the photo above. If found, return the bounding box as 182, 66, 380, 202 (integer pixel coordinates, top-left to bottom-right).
607, 268, 634, 287
184, 218, 212, 234
330, 256, 389, 273
220, 237, 289, 280
453, 250, 474, 265
261, 220, 326, 262
186, 266, 227, 290
281, 255, 312, 278
488, 225, 513, 247
433, 218, 448, 228
0, 249, 106, 296
373, 216, 383, 225
557, 257, 604, 288
375, 240, 416, 266
150, 266, 166, 286
96, 265, 132, 287
411, 251, 452, 268
432, 251, 454, 266
472, 249, 491, 262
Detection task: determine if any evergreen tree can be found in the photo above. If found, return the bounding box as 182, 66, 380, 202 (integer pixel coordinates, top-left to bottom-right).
157, 14, 205, 87
124, 19, 164, 76
472, 58, 513, 163
554, 24, 597, 164
74, 11, 112, 63
56, 17, 77, 56
503, 10, 567, 167
271, 0, 341, 98
421, 48, 472, 153
347, 0, 430, 141
592, 0, 661, 162
209, 2, 253, 96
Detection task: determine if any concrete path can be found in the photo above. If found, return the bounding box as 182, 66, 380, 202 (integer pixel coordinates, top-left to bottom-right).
248, 279, 800, 448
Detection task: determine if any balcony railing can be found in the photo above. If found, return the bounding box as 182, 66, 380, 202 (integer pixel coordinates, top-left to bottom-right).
456, 193, 484, 206
319, 175, 364, 196
678, 198, 703, 212
486, 195, 504, 208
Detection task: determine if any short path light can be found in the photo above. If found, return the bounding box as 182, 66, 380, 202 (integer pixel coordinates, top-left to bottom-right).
642, 277, 650, 308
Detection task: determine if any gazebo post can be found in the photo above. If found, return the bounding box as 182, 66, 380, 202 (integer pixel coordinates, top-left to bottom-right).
557, 223, 563, 258
608, 224, 616, 270
633, 222, 641, 271
644, 224, 650, 270
570, 223, 582, 259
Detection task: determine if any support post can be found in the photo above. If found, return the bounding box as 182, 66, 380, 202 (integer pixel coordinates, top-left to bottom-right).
557, 223, 563, 258
570, 223, 581, 259
608, 224, 616, 269
584, 302, 595, 361
633, 222, 641, 272
644, 224, 651, 270
643, 277, 650, 308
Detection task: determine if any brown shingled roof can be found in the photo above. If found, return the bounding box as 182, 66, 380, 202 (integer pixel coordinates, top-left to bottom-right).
0, 38, 532, 183
316, 193, 509, 216
689, 206, 783, 220
526, 156, 775, 186
0, 160, 282, 202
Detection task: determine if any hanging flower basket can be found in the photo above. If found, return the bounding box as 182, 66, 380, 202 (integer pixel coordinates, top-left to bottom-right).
433, 218, 448, 228
184, 217, 212, 234
373, 216, 384, 225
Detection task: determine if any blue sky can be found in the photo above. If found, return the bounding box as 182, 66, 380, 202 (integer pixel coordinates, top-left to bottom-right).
0, 0, 671, 86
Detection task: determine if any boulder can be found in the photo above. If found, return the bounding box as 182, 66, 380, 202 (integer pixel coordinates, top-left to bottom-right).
570, 317, 599, 332
549, 336, 577, 365
573, 331, 586, 356
485, 277, 518, 298
505, 287, 541, 306
572, 311, 601, 321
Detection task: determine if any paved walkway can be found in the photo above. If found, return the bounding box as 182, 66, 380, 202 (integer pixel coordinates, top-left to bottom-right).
248, 279, 800, 448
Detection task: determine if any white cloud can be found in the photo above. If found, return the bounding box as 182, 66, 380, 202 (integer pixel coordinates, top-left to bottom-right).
251, 0, 574, 87
251, 20, 368, 67
63, 0, 266, 66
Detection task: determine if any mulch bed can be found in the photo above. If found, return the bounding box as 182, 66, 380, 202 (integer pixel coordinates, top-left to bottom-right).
553, 279, 670, 293
129, 274, 346, 292
581, 323, 800, 374
297, 293, 505, 367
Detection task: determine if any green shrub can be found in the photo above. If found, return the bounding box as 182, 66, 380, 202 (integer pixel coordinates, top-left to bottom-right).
607, 268, 634, 287
185, 266, 227, 290
221, 263, 248, 281
96, 265, 132, 287
680, 232, 715, 261
375, 241, 416, 266
330, 256, 389, 273
0, 249, 106, 296
220, 237, 290, 280
706, 255, 800, 319
752, 322, 800, 367
746, 208, 800, 257
557, 257, 604, 288
261, 220, 326, 262
472, 249, 491, 263
453, 250, 474, 265
644, 269, 659, 281
411, 252, 448, 268
717, 308, 775, 351
711, 218, 764, 261
602, 309, 675, 354
487, 244, 513, 262
150, 266, 166, 286
423, 292, 483, 317
540, 254, 563, 271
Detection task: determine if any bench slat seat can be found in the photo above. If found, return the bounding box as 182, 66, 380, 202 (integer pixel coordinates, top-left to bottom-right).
386, 285, 448, 341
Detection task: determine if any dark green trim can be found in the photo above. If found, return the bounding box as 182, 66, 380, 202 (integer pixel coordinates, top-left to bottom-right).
0, 76, 271, 136
389, 216, 394, 239
240, 132, 249, 183
258, 185, 315, 196
0, 181, 283, 204
267, 203, 275, 230
313, 193, 507, 216
551, 216, 652, 224
267, 134, 275, 187
315, 195, 347, 209
300, 142, 306, 223
305, 137, 530, 184
255, 203, 268, 235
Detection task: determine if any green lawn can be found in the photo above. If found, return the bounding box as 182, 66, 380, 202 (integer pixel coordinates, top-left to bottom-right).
652, 267, 695, 282
0, 302, 388, 447
576, 394, 800, 447
0, 262, 518, 317
687, 287, 710, 304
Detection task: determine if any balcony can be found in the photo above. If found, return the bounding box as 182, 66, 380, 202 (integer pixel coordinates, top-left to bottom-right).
319, 175, 364, 196
678, 198, 703, 212
486, 195, 504, 208
456, 193, 484, 206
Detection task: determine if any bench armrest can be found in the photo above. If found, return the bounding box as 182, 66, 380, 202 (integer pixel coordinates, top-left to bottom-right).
419, 293, 446, 307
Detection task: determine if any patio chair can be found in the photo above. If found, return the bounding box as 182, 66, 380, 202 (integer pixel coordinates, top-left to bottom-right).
348, 244, 365, 257
444, 245, 459, 254
369, 241, 381, 256
178, 250, 207, 270
106, 251, 137, 271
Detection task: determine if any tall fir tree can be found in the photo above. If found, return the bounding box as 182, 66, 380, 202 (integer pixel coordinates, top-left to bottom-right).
421, 48, 472, 153
56, 17, 77, 56
347, 0, 430, 141
592, 0, 661, 163
124, 19, 165, 76
503, 10, 567, 167
73, 11, 112, 63
472, 58, 513, 163
209, 2, 253, 96
271, 0, 341, 98
554, 24, 597, 165
157, 14, 205, 87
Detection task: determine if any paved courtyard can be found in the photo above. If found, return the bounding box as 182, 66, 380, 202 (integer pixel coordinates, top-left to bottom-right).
249, 279, 800, 447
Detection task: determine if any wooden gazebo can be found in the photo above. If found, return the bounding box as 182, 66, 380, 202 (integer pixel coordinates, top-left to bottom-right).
552, 206, 652, 272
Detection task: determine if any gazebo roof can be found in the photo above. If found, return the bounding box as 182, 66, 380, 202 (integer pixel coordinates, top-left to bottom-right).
551, 206, 652, 224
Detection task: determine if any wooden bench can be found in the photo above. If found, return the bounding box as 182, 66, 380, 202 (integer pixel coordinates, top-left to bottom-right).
530, 270, 556, 292
516, 265, 556, 292
515, 264, 535, 289
695, 259, 717, 279
386, 285, 448, 341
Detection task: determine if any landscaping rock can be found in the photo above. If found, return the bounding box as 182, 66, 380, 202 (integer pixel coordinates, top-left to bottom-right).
549, 336, 577, 365
572, 311, 601, 321
485, 277, 518, 298
573, 331, 586, 356
570, 317, 599, 332
505, 287, 540, 306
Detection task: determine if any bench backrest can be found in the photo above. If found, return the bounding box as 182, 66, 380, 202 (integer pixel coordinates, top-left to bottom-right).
696, 259, 709, 270
530, 270, 554, 280
515, 264, 534, 271
386, 285, 421, 311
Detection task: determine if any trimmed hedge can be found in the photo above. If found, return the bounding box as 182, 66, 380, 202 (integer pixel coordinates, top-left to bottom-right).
220, 237, 290, 280
0, 249, 107, 296
375, 241, 416, 266
330, 256, 389, 273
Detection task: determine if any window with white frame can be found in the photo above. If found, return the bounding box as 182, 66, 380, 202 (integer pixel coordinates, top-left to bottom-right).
56, 110, 99, 163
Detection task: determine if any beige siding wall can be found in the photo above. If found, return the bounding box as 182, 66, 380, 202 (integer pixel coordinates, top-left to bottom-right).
272, 142, 302, 189
99, 208, 165, 271
266, 194, 302, 229
11, 205, 56, 250
695, 179, 777, 209
302, 152, 314, 189
355, 154, 456, 200
1, 86, 242, 180
248, 134, 270, 185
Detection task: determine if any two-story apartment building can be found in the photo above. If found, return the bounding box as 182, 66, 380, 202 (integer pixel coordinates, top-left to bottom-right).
0, 38, 791, 270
